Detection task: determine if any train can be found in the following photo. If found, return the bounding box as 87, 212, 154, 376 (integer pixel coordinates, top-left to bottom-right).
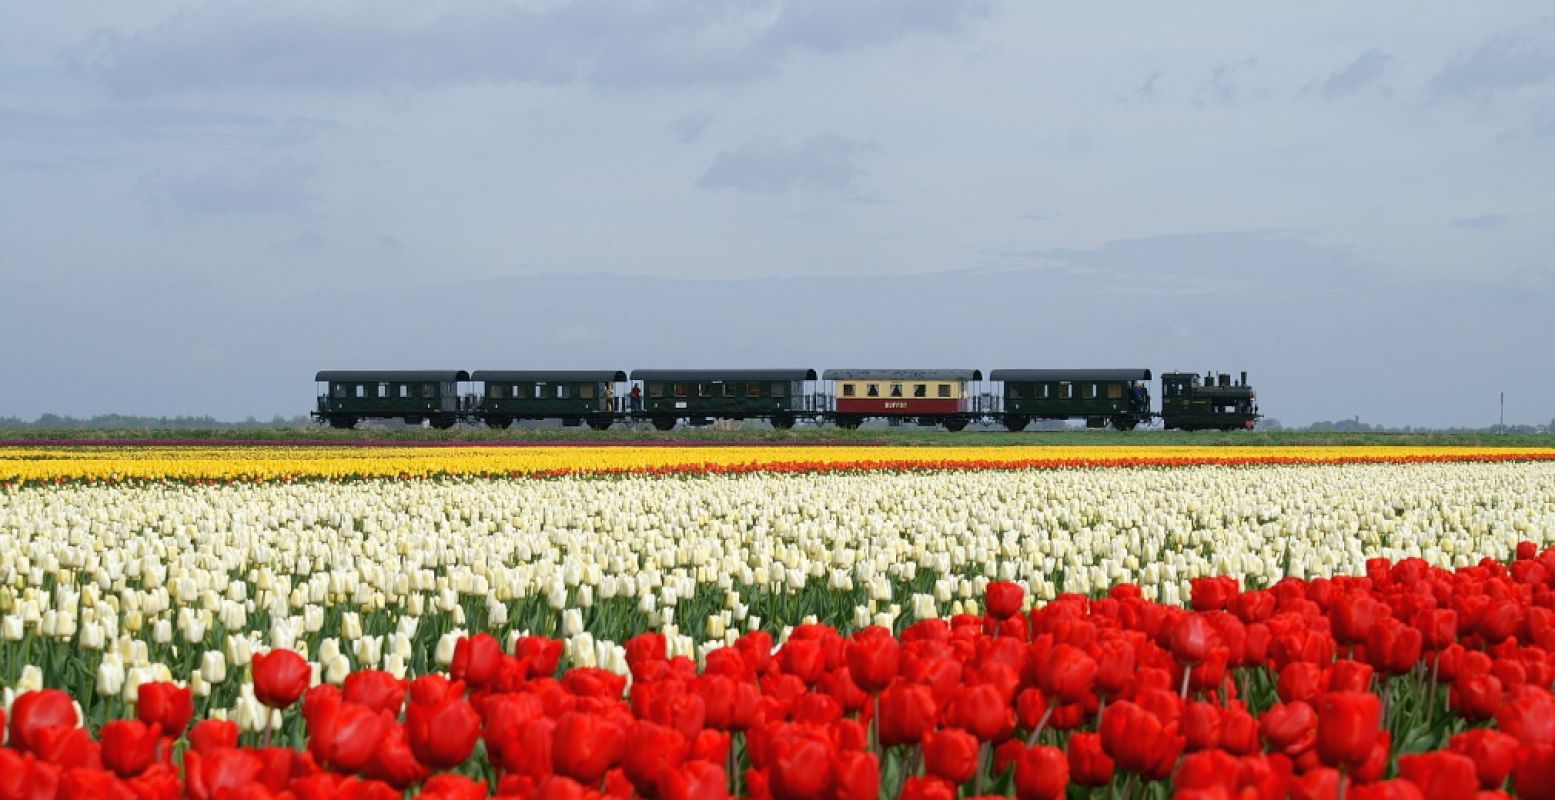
311, 367, 1259, 432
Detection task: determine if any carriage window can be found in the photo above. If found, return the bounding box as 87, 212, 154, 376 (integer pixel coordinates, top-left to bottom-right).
399, 385, 409, 398
723, 383, 736, 397
867, 384, 880, 397
378, 382, 389, 398
356, 385, 365, 398
650, 384, 665, 398
490, 384, 505, 399
555, 385, 570, 399
332, 384, 346, 398
580, 385, 595, 399
1037, 384, 1050, 399
747, 384, 762, 397
938, 384, 952, 398
698, 383, 712, 397
842, 383, 856, 397
913, 384, 927, 398
1081, 384, 1096, 399
422, 383, 436, 398
1008, 385, 1024, 399
674, 383, 689, 397
771, 382, 784, 397
1058, 383, 1072, 399
1107, 384, 1123, 399
890, 384, 903, 398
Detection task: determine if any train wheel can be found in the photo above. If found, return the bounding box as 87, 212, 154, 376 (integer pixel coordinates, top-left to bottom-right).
328, 416, 357, 430
1111, 416, 1138, 432
651, 417, 677, 432
1002, 415, 1029, 432
770, 414, 795, 430
587, 418, 612, 431
943, 419, 968, 432
431, 417, 456, 430
485, 417, 511, 430
834, 415, 862, 430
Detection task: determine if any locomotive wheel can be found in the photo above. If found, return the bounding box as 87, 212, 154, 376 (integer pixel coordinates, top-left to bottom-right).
1111, 416, 1138, 432
651, 417, 677, 432
485, 417, 511, 430
587, 418, 612, 431
1002, 415, 1029, 432
770, 414, 795, 430
328, 416, 357, 430
943, 418, 968, 433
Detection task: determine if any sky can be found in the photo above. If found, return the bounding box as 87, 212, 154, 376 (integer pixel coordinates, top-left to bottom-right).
1, 1, 1552, 427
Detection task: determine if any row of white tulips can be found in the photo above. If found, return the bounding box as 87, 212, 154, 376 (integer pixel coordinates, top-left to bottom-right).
2, 462, 1553, 728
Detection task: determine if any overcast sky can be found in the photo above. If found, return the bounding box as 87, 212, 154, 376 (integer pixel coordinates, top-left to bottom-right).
2, 2, 1552, 427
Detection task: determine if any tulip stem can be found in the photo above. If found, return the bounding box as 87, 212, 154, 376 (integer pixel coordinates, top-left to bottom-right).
974, 741, 988, 796
1180, 666, 1191, 699
1024, 705, 1054, 746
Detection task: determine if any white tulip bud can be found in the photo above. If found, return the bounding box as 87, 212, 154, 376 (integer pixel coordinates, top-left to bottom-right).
201, 650, 228, 684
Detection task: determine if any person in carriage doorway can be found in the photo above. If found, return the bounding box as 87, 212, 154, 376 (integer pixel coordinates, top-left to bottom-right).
630, 383, 642, 412
605, 382, 616, 413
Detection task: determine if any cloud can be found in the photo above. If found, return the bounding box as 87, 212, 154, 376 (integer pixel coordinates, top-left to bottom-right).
670, 112, 714, 144
1321, 50, 1392, 99
696, 135, 880, 194
136, 158, 317, 216
1195, 57, 1260, 107
1432, 32, 1555, 97
1452, 213, 1512, 231
68, 0, 994, 95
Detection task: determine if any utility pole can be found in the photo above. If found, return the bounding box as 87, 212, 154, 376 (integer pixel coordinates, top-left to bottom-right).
1500, 392, 1505, 434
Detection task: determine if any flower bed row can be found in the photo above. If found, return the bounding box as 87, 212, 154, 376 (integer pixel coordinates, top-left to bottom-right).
4, 444, 1554, 485
10, 547, 1555, 798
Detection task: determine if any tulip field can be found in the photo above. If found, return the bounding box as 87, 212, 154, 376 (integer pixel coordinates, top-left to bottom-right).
4, 445, 1555, 798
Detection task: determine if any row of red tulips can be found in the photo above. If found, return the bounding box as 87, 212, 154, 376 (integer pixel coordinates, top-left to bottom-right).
10, 543, 1555, 798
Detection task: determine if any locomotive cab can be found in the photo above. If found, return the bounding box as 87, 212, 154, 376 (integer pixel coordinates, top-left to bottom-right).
1160, 371, 1259, 431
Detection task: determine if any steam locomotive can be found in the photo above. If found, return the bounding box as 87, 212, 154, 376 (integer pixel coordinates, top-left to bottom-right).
311, 367, 1259, 431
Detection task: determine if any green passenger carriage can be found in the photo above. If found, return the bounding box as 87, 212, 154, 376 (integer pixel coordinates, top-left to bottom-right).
471, 370, 628, 430
990, 369, 1153, 432
628, 369, 818, 431
312, 370, 469, 429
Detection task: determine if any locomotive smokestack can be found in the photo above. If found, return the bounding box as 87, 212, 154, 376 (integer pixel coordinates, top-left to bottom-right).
1240, 371, 1247, 387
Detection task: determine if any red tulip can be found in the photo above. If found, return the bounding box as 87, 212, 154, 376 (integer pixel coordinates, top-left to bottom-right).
251, 649, 311, 709
185, 748, 264, 800
1066, 732, 1114, 787
657, 759, 729, 800
419, 774, 488, 800
1398, 751, 1479, 800
364, 725, 429, 789
8, 690, 78, 753
829, 750, 880, 800
188, 719, 239, 754
1516, 743, 1555, 800
28, 724, 99, 770
1367, 619, 1424, 675
1326, 660, 1375, 694
1014, 745, 1069, 800
1260, 701, 1318, 757
766, 730, 834, 800
985, 582, 1025, 621
1414, 608, 1458, 651
1495, 690, 1555, 746
135, 683, 193, 736
948, 684, 1013, 742
877, 683, 937, 746
1169, 614, 1218, 666
1099, 700, 1184, 780
844, 627, 900, 693
778, 639, 826, 686
1219, 705, 1261, 755
1333, 593, 1385, 645
1174, 749, 1239, 794
621, 721, 688, 796
449, 634, 503, 689
1354, 730, 1393, 784
898, 776, 957, 800
1181, 702, 1221, 752
1452, 673, 1504, 721
1034, 643, 1097, 704
99, 719, 160, 778
922, 727, 979, 785
1449, 729, 1519, 789
407, 697, 482, 770
1315, 691, 1382, 770
552, 712, 626, 785
308, 700, 392, 773
1279, 661, 1324, 703
342, 670, 408, 717
1089, 637, 1135, 697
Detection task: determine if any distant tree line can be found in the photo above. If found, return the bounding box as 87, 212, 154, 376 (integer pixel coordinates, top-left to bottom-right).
0, 414, 312, 430
1256, 417, 1554, 434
